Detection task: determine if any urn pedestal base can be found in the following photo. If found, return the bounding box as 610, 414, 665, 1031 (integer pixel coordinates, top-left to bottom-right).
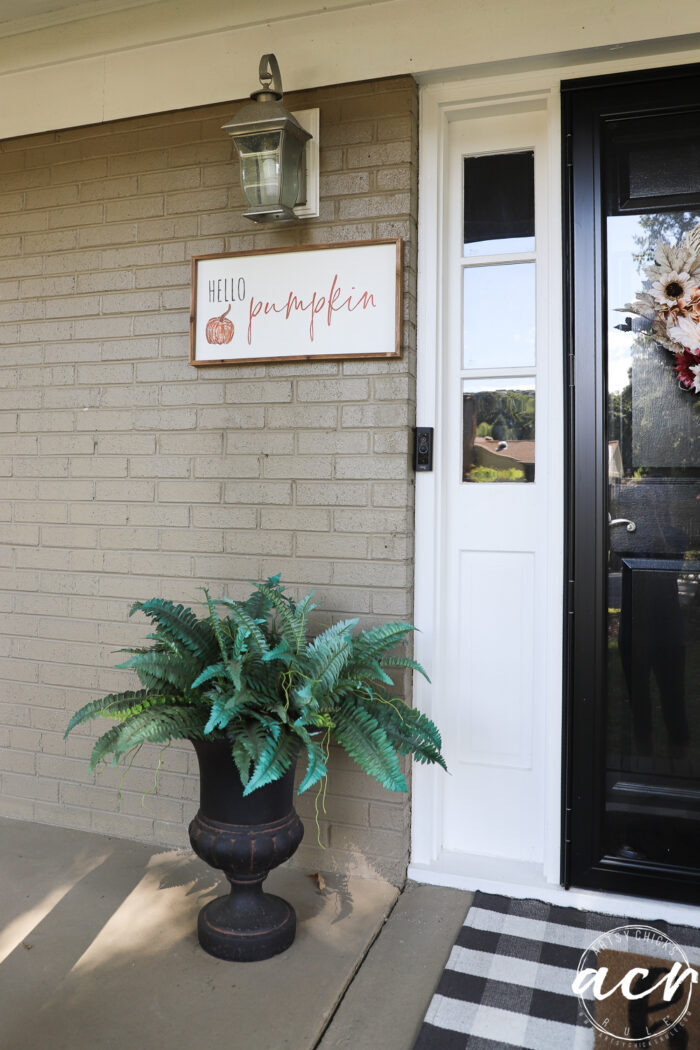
188, 740, 304, 963
197, 875, 296, 962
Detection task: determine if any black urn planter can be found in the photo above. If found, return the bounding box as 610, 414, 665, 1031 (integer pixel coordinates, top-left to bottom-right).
188, 738, 304, 962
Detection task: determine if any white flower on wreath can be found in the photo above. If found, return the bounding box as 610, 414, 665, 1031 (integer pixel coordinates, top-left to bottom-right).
650, 270, 695, 306
690, 362, 700, 393
667, 313, 700, 353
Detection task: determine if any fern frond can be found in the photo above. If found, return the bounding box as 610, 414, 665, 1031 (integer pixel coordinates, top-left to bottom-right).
65, 690, 152, 736
297, 735, 328, 794
108, 694, 181, 723
116, 650, 200, 693
379, 655, 431, 682
203, 588, 229, 661
364, 697, 446, 769
301, 619, 357, 695
89, 724, 125, 771
252, 582, 312, 654
243, 728, 298, 796
217, 598, 270, 658
243, 574, 283, 620
332, 701, 406, 792
289, 591, 318, 649
230, 738, 253, 787
230, 721, 268, 766
112, 706, 207, 761
365, 659, 394, 686
350, 622, 416, 664
130, 598, 214, 659
203, 687, 257, 735
191, 662, 228, 690
261, 637, 293, 666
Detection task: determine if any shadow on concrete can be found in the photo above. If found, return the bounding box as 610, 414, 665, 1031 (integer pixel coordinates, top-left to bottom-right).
0, 819, 396, 1050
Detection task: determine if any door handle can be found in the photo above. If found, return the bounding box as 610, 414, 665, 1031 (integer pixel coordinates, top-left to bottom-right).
608, 513, 636, 533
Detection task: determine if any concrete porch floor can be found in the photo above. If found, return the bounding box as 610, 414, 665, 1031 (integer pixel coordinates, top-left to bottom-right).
0, 817, 471, 1050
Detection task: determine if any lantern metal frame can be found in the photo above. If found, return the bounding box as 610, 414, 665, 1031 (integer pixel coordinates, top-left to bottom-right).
222, 54, 313, 223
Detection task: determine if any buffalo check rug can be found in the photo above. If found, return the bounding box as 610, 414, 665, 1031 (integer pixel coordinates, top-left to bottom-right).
413, 891, 700, 1050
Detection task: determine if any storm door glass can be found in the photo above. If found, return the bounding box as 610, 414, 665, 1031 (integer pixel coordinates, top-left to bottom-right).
605, 200, 700, 871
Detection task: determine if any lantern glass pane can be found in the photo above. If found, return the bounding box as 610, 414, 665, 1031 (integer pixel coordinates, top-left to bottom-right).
238, 132, 282, 207
279, 136, 304, 211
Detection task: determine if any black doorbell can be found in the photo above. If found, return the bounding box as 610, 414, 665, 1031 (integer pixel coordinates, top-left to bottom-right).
413, 427, 433, 472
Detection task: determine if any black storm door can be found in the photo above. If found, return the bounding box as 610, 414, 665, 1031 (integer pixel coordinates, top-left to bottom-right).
563, 65, 700, 904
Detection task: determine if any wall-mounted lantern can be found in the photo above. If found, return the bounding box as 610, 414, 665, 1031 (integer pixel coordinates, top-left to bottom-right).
222, 54, 313, 223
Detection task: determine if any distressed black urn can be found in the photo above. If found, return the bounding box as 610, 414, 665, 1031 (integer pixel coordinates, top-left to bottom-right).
188, 738, 304, 962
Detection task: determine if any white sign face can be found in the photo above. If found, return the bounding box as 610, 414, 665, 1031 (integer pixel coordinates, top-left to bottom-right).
190, 240, 401, 366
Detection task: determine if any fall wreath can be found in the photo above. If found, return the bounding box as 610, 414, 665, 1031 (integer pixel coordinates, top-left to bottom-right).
621, 220, 700, 394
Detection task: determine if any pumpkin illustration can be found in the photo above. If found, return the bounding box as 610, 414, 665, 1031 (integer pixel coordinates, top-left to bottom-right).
205, 304, 235, 345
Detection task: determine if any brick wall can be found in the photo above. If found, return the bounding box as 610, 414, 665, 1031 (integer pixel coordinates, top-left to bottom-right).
0, 76, 418, 884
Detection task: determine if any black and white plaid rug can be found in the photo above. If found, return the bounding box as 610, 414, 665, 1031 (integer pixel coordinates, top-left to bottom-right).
413, 891, 700, 1050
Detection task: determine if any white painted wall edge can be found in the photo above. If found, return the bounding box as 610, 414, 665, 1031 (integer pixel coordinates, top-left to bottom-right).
0, 0, 699, 139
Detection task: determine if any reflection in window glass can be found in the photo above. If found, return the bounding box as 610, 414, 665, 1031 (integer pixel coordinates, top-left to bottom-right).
462, 378, 535, 482
463, 262, 535, 369
606, 212, 700, 476
463, 152, 535, 256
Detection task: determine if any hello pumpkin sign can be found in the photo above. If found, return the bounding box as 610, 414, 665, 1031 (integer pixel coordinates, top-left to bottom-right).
190, 239, 402, 366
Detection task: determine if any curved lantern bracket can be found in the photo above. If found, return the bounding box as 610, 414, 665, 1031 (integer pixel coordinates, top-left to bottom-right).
258, 54, 283, 99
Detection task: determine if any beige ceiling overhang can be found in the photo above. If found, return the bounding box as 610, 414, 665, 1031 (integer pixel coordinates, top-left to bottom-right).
0, 0, 699, 139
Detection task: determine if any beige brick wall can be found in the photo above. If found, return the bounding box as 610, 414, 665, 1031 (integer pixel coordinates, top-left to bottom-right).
0, 76, 418, 884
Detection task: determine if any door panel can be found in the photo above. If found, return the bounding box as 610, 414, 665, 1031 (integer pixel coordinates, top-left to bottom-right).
564, 65, 700, 904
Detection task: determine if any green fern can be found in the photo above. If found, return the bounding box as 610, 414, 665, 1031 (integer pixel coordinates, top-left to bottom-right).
66, 580, 446, 799
301, 619, 357, 697
252, 581, 315, 654
333, 700, 407, 792
116, 649, 201, 693
129, 598, 214, 659
232, 721, 269, 767
230, 738, 253, 787
359, 696, 446, 769
203, 686, 257, 734
217, 597, 270, 658
243, 728, 299, 796
89, 723, 126, 772
112, 706, 207, 762
243, 573, 283, 620
295, 729, 328, 794
350, 622, 416, 665
203, 588, 229, 661
379, 654, 431, 682
65, 690, 153, 736
190, 662, 228, 690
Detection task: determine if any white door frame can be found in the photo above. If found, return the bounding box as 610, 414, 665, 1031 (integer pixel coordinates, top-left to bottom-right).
409, 50, 700, 926
410, 71, 565, 888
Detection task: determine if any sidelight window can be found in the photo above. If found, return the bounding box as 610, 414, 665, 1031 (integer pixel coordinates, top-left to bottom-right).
461, 150, 537, 482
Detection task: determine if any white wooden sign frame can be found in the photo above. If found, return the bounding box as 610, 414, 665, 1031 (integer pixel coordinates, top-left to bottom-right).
189, 239, 402, 366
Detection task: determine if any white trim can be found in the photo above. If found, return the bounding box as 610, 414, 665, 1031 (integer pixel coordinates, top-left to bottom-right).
407, 861, 700, 926
412, 81, 448, 865
413, 48, 700, 908
541, 84, 565, 885
292, 108, 320, 220
413, 71, 564, 882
